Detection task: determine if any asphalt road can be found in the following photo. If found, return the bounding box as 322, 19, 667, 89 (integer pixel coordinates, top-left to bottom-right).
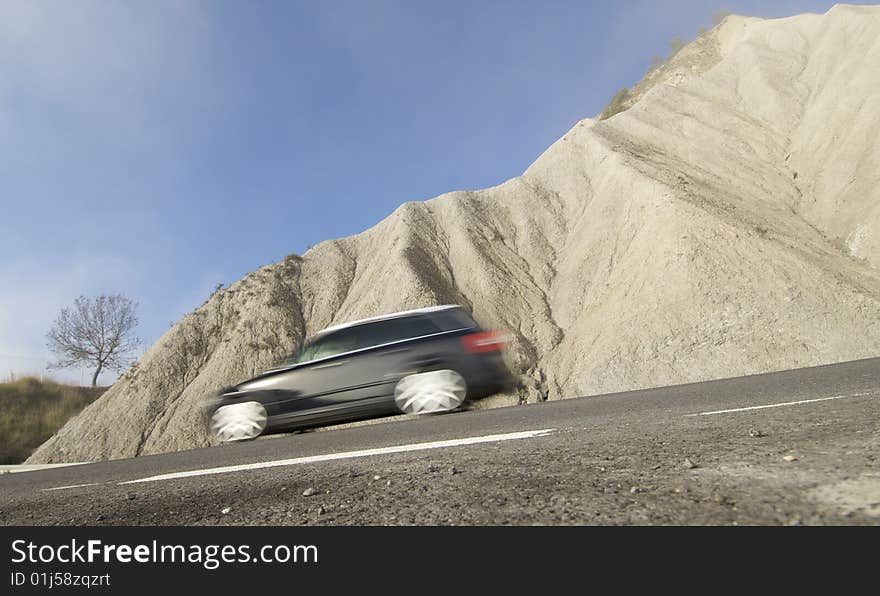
2, 358, 879, 525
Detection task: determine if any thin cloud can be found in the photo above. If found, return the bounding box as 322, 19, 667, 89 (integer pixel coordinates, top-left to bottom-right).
0, 0, 217, 164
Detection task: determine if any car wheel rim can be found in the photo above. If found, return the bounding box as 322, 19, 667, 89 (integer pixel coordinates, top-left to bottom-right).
394, 369, 466, 414
211, 401, 268, 442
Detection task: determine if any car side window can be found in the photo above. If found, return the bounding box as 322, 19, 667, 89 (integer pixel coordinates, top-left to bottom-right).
279, 312, 466, 367
429, 309, 477, 331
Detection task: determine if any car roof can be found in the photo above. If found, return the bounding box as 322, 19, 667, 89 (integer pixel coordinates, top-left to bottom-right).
313, 304, 465, 338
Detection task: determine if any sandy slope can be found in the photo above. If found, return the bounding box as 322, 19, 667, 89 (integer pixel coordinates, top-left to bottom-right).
29, 4, 880, 463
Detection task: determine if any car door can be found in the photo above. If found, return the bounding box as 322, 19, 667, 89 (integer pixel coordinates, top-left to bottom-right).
262, 327, 368, 427
333, 315, 449, 404
291, 321, 403, 418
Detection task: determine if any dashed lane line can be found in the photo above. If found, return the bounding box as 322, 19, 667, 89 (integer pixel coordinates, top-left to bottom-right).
686, 392, 874, 417
41, 482, 101, 492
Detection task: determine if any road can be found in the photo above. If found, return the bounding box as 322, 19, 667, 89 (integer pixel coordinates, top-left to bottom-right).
2, 357, 879, 525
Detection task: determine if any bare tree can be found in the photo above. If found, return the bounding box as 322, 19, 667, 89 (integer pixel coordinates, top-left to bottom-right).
46, 294, 141, 387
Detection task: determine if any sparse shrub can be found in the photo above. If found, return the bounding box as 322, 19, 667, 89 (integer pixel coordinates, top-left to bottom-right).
668, 36, 685, 59
599, 87, 632, 120
712, 10, 732, 26
648, 54, 665, 73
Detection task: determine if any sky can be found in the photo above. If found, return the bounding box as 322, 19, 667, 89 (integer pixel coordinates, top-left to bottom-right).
0, 0, 870, 385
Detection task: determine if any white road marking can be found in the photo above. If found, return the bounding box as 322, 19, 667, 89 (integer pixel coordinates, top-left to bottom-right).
41, 482, 100, 492
120, 428, 555, 485
686, 392, 874, 417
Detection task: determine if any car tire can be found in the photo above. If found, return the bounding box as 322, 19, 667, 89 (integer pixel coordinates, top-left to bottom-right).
394, 369, 467, 415
210, 401, 268, 442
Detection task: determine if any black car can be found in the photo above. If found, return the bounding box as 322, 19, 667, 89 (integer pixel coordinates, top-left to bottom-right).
208, 305, 514, 442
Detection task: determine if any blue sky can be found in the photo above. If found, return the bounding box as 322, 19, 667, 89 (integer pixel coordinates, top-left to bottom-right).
0, 0, 867, 384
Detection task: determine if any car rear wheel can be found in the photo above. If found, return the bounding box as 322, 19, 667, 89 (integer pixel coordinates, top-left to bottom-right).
211, 401, 268, 442
394, 369, 467, 415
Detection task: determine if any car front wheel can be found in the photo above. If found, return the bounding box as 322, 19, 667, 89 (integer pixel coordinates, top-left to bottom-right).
210, 401, 268, 442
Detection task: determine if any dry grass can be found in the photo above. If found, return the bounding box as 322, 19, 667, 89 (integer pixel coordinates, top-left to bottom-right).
0, 377, 107, 464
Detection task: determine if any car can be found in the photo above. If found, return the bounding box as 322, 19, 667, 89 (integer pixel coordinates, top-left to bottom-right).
207, 304, 515, 442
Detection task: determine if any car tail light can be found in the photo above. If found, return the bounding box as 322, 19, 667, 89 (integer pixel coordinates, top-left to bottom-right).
461, 330, 508, 353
